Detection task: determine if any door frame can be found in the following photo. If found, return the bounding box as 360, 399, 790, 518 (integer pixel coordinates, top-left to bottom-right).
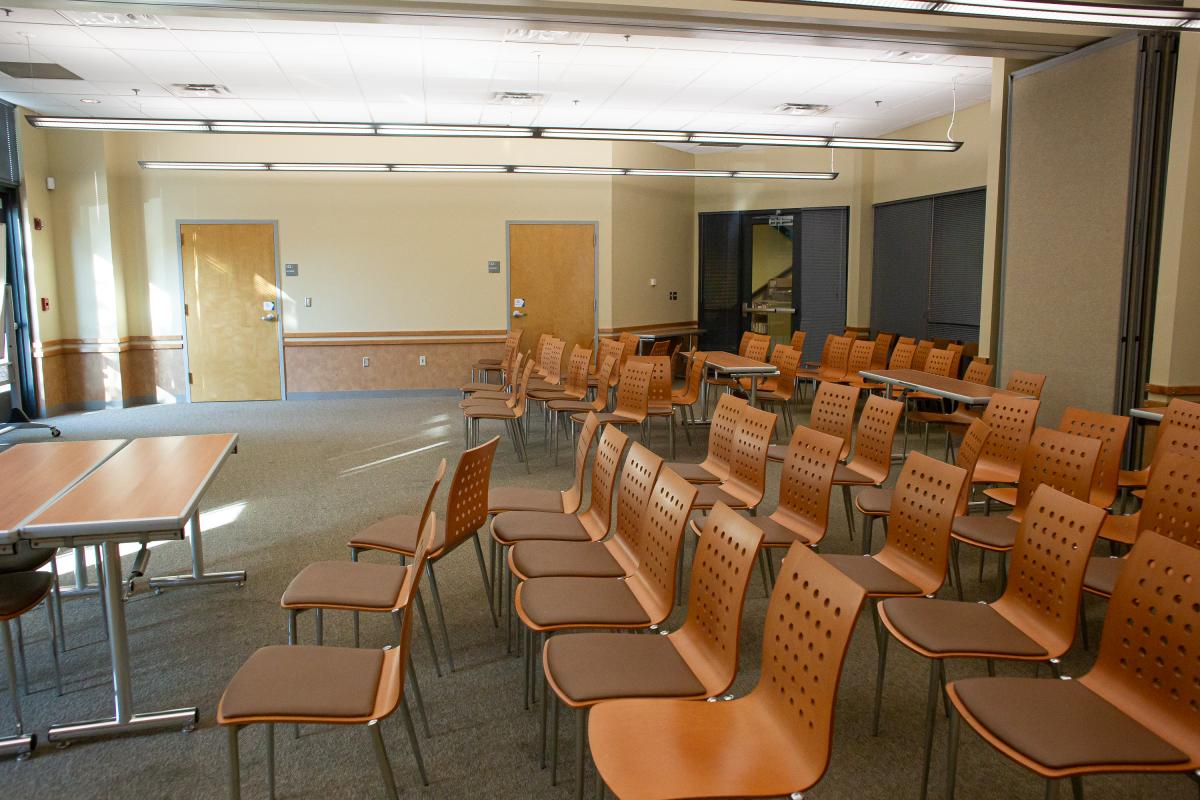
504, 220, 600, 353
175, 219, 286, 402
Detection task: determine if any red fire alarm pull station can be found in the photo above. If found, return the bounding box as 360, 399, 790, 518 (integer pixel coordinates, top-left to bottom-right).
40, 297, 49, 311
33, 218, 43, 231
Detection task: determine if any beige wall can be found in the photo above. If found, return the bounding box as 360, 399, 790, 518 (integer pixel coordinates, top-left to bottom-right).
869, 101, 991, 205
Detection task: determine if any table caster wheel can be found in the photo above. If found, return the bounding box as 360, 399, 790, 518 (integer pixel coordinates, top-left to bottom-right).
182, 724, 195, 734
51, 428, 61, 437
55, 741, 71, 750
154, 588, 163, 596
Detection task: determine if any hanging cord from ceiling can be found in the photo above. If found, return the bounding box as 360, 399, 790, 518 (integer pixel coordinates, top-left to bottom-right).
946, 75, 961, 142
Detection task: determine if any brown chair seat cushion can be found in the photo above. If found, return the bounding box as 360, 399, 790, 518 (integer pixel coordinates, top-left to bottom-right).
460, 392, 511, 405
350, 514, 446, 556
766, 443, 787, 463
1099, 513, 1137, 545
575, 412, 639, 426
492, 511, 592, 545
510, 541, 625, 580
833, 463, 877, 487
517, 577, 650, 629
881, 597, 1046, 657
281, 561, 407, 610
545, 633, 705, 704
757, 514, 822, 548
528, 388, 575, 402
855, 487, 893, 516
951, 677, 1187, 770
952, 514, 1018, 550
460, 382, 505, 394
528, 379, 563, 392
488, 487, 565, 515
693, 483, 749, 510
0, 572, 53, 619
464, 403, 519, 420
219, 645, 383, 721
664, 461, 722, 484
822, 554, 921, 596
549, 399, 595, 413
1083, 556, 1123, 597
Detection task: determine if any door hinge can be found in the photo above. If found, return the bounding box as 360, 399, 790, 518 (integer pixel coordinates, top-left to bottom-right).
187, 371, 193, 385
184, 303, 189, 316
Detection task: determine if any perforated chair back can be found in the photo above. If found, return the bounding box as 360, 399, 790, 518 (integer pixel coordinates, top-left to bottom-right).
648, 340, 671, 356
897, 336, 916, 346
813, 333, 835, 367
594, 339, 624, 387
1058, 407, 1130, 509
790, 330, 807, 353
760, 345, 801, 398
626, 467, 698, 623
962, 359, 993, 386
588, 356, 619, 411
617, 333, 639, 368
773, 425, 842, 546
953, 419, 992, 514
846, 395, 904, 485
671, 503, 764, 695
744, 334, 770, 364
699, 394, 748, 479
737, 331, 755, 357
1082, 532, 1200, 764
676, 351, 708, 405
612, 442, 664, 559
888, 342, 916, 370
1010, 427, 1101, 523
1006, 370, 1046, 398
818, 336, 852, 382
511, 359, 536, 417
1148, 424, 1200, 473
846, 340, 874, 378
946, 343, 964, 378
976, 395, 1041, 482
613, 361, 654, 421
721, 405, 776, 508
870, 333, 894, 369
990, 485, 1107, 657
875, 452, 968, 595
912, 340, 934, 371
541, 338, 567, 384
562, 346, 592, 398
1136, 452, 1200, 548
810, 381, 861, 461
923, 348, 954, 378
562, 412, 601, 514
1159, 397, 1200, 433
630, 355, 672, 413
751, 544, 866, 779
577, 425, 629, 538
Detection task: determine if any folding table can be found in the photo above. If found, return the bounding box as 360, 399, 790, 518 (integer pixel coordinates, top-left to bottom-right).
695, 351, 779, 424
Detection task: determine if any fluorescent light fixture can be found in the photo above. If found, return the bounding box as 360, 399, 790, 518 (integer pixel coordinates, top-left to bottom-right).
829, 136, 960, 151
740, 0, 1200, 29
140, 161, 268, 170
270, 163, 389, 171
210, 121, 374, 135
30, 116, 207, 132
690, 132, 830, 147
513, 166, 626, 175
733, 171, 838, 180
542, 128, 690, 142
390, 164, 508, 172
377, 124, 534, 137
626, 169, 733, 177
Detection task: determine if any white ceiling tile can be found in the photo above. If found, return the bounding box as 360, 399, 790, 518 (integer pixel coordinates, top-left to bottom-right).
198, 52, 289, 84
489, 61, 566, 84
174, 30, 265, 53
336, 22, 421, 38
0, 43, 50, 62
342, 37, 422, 61
583, 107, 642, 127
36, 46, 146, 82
241, 99, 315, 120
421, 26, 504, 41
0, 22, 98, 48
92, 82, 172, 97
367, 102, 423, 122
271, 54, 357, 97
632, 108, 698, 129
478, 106, 538, 125
0, 76, 100, 95
248, 19, 337, 35
119, 50, 217, 84
0, 10, 71, 25
642, 49, 724, 71
496, 41, 577, 64
258, 32, 344, 54
424, 103, 481, 123
185, 97, 260, 119
572, 45, 653, 67
227, 84, 302, 100
160, 15, 254, 32
307, 100, 372, 121
81, 27, 184, 51
621, 35, 733, 53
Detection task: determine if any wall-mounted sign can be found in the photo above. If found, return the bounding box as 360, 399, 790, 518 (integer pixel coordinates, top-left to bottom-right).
768, 215, 794, 228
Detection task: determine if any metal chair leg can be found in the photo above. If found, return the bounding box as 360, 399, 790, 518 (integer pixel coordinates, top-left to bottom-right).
265, 723, 276, 800
575, 706, 588, 800
14, 616, 27, 695
551, 689, 561, 785
2, 620, 23, 734
426, 562, 455, 672
398, 696, 429, 786
49, 554, 67, 652
1045, 779, 1062, 800
44, 596, 63, 696
314, 608, 323, 646
367, 719, 401, 800
473, 533, 498, 626
861, 514, 875, 556
1078, 593, 1090, 651
871, 599, 889, 736
393, 611, 431, 738
919, 658, 943, 800
1070, 776, 1083, 800
227, 724, 242, 800
945, 707, 961, 800
950, 540, 965, 601
841, 485, 856, 540
757, 548, 771, 597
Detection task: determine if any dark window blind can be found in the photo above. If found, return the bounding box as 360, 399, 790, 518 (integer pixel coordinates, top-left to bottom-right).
0, 103, 18, 187
928, 189, 985, 341
698, 212, 742, 353
871, 199, 932, 340
797, 207, 848, 364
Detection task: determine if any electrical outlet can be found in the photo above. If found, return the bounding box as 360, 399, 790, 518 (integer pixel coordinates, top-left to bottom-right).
362, 357, 370, 367
419, 355, 427, 367
304, 297, 312, 307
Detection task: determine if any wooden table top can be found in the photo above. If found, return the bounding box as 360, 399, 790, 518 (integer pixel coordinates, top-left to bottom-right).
705, 351, 778, 374
24, 433, 239, 539
0, 439, 126, 540
859, 368, 1007, 405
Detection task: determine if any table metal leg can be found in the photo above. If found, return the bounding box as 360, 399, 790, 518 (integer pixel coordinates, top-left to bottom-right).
47, 540, 198, 744
148, 514, 246, 592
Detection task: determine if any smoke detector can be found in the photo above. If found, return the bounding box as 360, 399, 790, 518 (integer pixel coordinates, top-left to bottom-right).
170, 83, 232, 97
59, 11, 165, 28
772, 103, 831, 116
504, 28, 585, 44
491, 91, 546, 106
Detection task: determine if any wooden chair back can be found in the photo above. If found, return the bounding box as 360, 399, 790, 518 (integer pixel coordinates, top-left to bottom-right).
721, 405, 776, 507
562, 412, 601, 514
976, 395, 1041, 482
818, 336, 852, 382
613, 361, 654, 422
671, 503, 763, 695
1138, 451, 1200, 548
923, 348, 954, 378
744, 334, 770, 364
577, 424, 629, 539
676, 351, 708, 405
767, 345, 801, 400
846, 340, 875, 378
442, 436, 499, 553
875, 452, 968, 595
995, 486, 1106, 657
630, 355, 672, 413
1005, 370, 1046, 398
946, 343, 965, 378
953, 419, 992, 514
737, 331, 754, 357
811, 381, 861, 461
648, 340, 670, 357
561, 346, 592, 398
773, 425, 842, 546
1058, 407, 1130, 509
962, 359, 993, 386
594, 339, 624, 384
611, 442, 663, 559
846, 395, 904, 485
888, 342, 916, 370
789, 330, 806, 353
617, 333, 639, 368
1010, 427, 1101, 523
541, 338, 567, 384
870, 332, 894, 369
699, 394, 748, 479
626, 467, 698, 623
912, 340, 934, 371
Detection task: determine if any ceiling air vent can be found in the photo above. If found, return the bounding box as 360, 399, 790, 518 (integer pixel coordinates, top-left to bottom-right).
59, 11, 165, 28
876, 50, 951, 64
491, 91, 546, 106
0, 62, 82, 80
772, 103, 831, 116
170, 83, 232, 97
504, 28, 585, 44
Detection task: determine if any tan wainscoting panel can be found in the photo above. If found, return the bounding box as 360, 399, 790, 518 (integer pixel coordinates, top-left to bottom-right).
33, 336, 186, 415
284, 334, 505, 393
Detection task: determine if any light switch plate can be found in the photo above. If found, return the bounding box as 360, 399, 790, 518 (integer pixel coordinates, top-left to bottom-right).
304, 297, 312, 307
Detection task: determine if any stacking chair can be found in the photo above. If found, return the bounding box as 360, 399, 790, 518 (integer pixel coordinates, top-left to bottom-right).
822, 452, 966, 735
743, 332, 769, 363
794, 332, 834, 390
945, 342, 965, 378
970, 394, 1041, 488
530, 334, 551, 379
707, 333, 769, 397
540, 504, 762, 796
507, 441, 660, 583
817, 335, 852, 383
221, 512, 435, 800
631, 355, 677, 457
943, 531, 1200, 800
490, 413, 599, 516
572, 361, 652, 444
529, 346, 589, 404
753, 425, 841, 565
617, 332, 640, 360
1099, 426, 1200, 548
552, 356, 619, 464
348, 437, 499, 673
461, 348, 522, 397
462, 359, 534, 469
689, 404, 775, 515
885, 340, 918, 399
665, 394, 746, 485
898, 336, 916, 345
1118, 397, 1200, 492
587, 338, 624, 394
911, 339, 934, 371
856, 418, 992, 555
910, 358, 995, 456
0, 567, 64, 758
831, 395, 904, 539
767, 381, 859, 463
587, 544, 866, 800
880, 485, 1107, 800
750, 344, 801, 437
1041, 407, 1129, 510
528, 338, 567, 391
869, 332, 894, 369
647, 339, 670, 357
951, 427, 1099, 594
789, 329, 806, 355
670, 351, 707, 444
839, 339, 885, 394
471, 328, 521, 382
1005, 369, 1047, 399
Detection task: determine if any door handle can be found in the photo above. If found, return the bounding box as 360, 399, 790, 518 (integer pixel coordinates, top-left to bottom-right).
260, 313, 278, 322
512, 310, 526, 318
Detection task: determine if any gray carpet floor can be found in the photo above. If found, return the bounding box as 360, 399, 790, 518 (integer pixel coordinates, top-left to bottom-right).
0, 395, 1191, 799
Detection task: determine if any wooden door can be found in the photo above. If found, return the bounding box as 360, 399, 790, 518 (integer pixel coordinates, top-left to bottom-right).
508, 223, 596, 354
181, 223, 281, 401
